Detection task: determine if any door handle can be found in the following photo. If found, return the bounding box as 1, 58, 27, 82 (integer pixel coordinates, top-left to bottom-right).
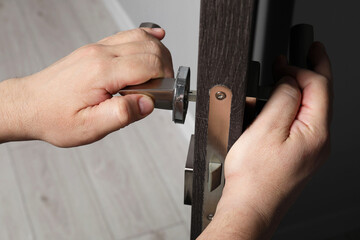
119, 23, 196, 124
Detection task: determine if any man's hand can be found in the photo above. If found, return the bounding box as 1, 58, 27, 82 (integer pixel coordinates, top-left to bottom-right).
0, 27, 173, 147
198, 42, 332, 239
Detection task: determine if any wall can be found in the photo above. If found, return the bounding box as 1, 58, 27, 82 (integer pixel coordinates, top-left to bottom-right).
104, 0, 201, 139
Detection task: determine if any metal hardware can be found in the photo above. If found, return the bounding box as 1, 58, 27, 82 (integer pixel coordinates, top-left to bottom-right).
119, 66, 195, 124
188, 90, 197, 102
202, 85, 232, 230
208, 162, 222, 191
119, 22, 196, 124
215, 91, 226, 100
139, 22, 161, 28
184, 135, 195, 205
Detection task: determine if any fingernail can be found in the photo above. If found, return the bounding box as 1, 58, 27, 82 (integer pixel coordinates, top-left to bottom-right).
138, 96, 154, 115
150, 28, 164, 33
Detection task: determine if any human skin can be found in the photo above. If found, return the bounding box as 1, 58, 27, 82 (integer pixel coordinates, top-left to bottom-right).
0, 27, 173, 147
197, 42, 332, 239
0, 26, 332, 239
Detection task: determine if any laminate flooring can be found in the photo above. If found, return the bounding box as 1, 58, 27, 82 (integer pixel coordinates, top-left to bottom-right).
0, 0, 191, 239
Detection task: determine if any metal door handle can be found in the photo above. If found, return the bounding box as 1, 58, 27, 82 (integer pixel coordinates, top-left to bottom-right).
119, 23, 196, 124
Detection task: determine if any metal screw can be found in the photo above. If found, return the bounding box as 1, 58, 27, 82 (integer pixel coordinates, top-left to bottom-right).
215, 91, 226, 100
207, 214, 214, 221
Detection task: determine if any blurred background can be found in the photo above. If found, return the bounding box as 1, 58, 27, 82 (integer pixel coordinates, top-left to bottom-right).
0, 0, 359, 239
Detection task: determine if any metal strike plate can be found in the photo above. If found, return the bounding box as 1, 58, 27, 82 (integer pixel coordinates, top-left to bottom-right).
202, 85, 232, 230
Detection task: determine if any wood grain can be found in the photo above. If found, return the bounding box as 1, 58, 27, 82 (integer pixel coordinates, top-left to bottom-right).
7, 142, 112, 240
191, 0, 257, 238
128, 223, 188, 240
76, 117, 190, 239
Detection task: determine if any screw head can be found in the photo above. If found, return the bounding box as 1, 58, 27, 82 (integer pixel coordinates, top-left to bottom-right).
215, 91, 226, 100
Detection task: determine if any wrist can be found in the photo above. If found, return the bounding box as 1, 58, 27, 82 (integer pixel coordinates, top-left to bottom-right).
201, 175, 298, 240
0, 77, 39, 143
198, 199, 269, 240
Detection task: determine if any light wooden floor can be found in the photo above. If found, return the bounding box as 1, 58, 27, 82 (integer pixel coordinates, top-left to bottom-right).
0, 0, 191, 239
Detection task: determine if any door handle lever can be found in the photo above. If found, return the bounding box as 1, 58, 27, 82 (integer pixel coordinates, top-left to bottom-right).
119, 22, 196, 124
119, 66, 196, 124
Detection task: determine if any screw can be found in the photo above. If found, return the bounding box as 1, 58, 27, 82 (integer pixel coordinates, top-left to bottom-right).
207, 214, 214, 221
215, 91, 226, 100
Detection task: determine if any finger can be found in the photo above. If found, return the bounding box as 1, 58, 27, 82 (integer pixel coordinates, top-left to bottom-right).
79, 94, 154, 140
251, 76, 301, 140
277, 65, 331, 129
106, 41, 174, 77
98, 28, 165, 46
308, 42, 333, 125
140, 27, 166, 40
308, 42, 332, 80
105, 53, 167, 93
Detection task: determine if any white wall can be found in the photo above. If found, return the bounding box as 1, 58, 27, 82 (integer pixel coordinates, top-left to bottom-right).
103, 0, 201, 138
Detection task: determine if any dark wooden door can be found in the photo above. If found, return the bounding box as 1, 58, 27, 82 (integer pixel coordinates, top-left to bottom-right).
191, 0, 257, 238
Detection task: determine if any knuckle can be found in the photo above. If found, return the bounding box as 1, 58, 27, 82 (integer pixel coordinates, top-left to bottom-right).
78, 44, 104, 57
149, 54, 162, 67
115, 99, 131, 127
279, 83, 301, 101
146, 54, 163, 75
316, 74, 328, 83
146, 40, 162, 56
131, 28, 149, 40
99, 35, 112, 43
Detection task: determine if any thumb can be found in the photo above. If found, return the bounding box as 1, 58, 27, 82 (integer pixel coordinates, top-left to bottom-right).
88, 94, 154, 135
252, 76, 301, 140
141, 28, 166, 40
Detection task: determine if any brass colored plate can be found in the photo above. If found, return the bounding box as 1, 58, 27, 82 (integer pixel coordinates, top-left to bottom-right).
202, 85, 232, 230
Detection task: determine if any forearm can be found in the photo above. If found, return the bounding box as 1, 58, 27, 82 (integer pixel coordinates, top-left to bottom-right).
0, 77, 37, 143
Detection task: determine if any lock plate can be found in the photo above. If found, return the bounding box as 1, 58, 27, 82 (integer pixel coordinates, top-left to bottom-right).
202, 85, 232, 230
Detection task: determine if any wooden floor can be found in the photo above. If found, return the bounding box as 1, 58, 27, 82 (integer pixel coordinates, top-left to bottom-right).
0, 0, 191, 239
